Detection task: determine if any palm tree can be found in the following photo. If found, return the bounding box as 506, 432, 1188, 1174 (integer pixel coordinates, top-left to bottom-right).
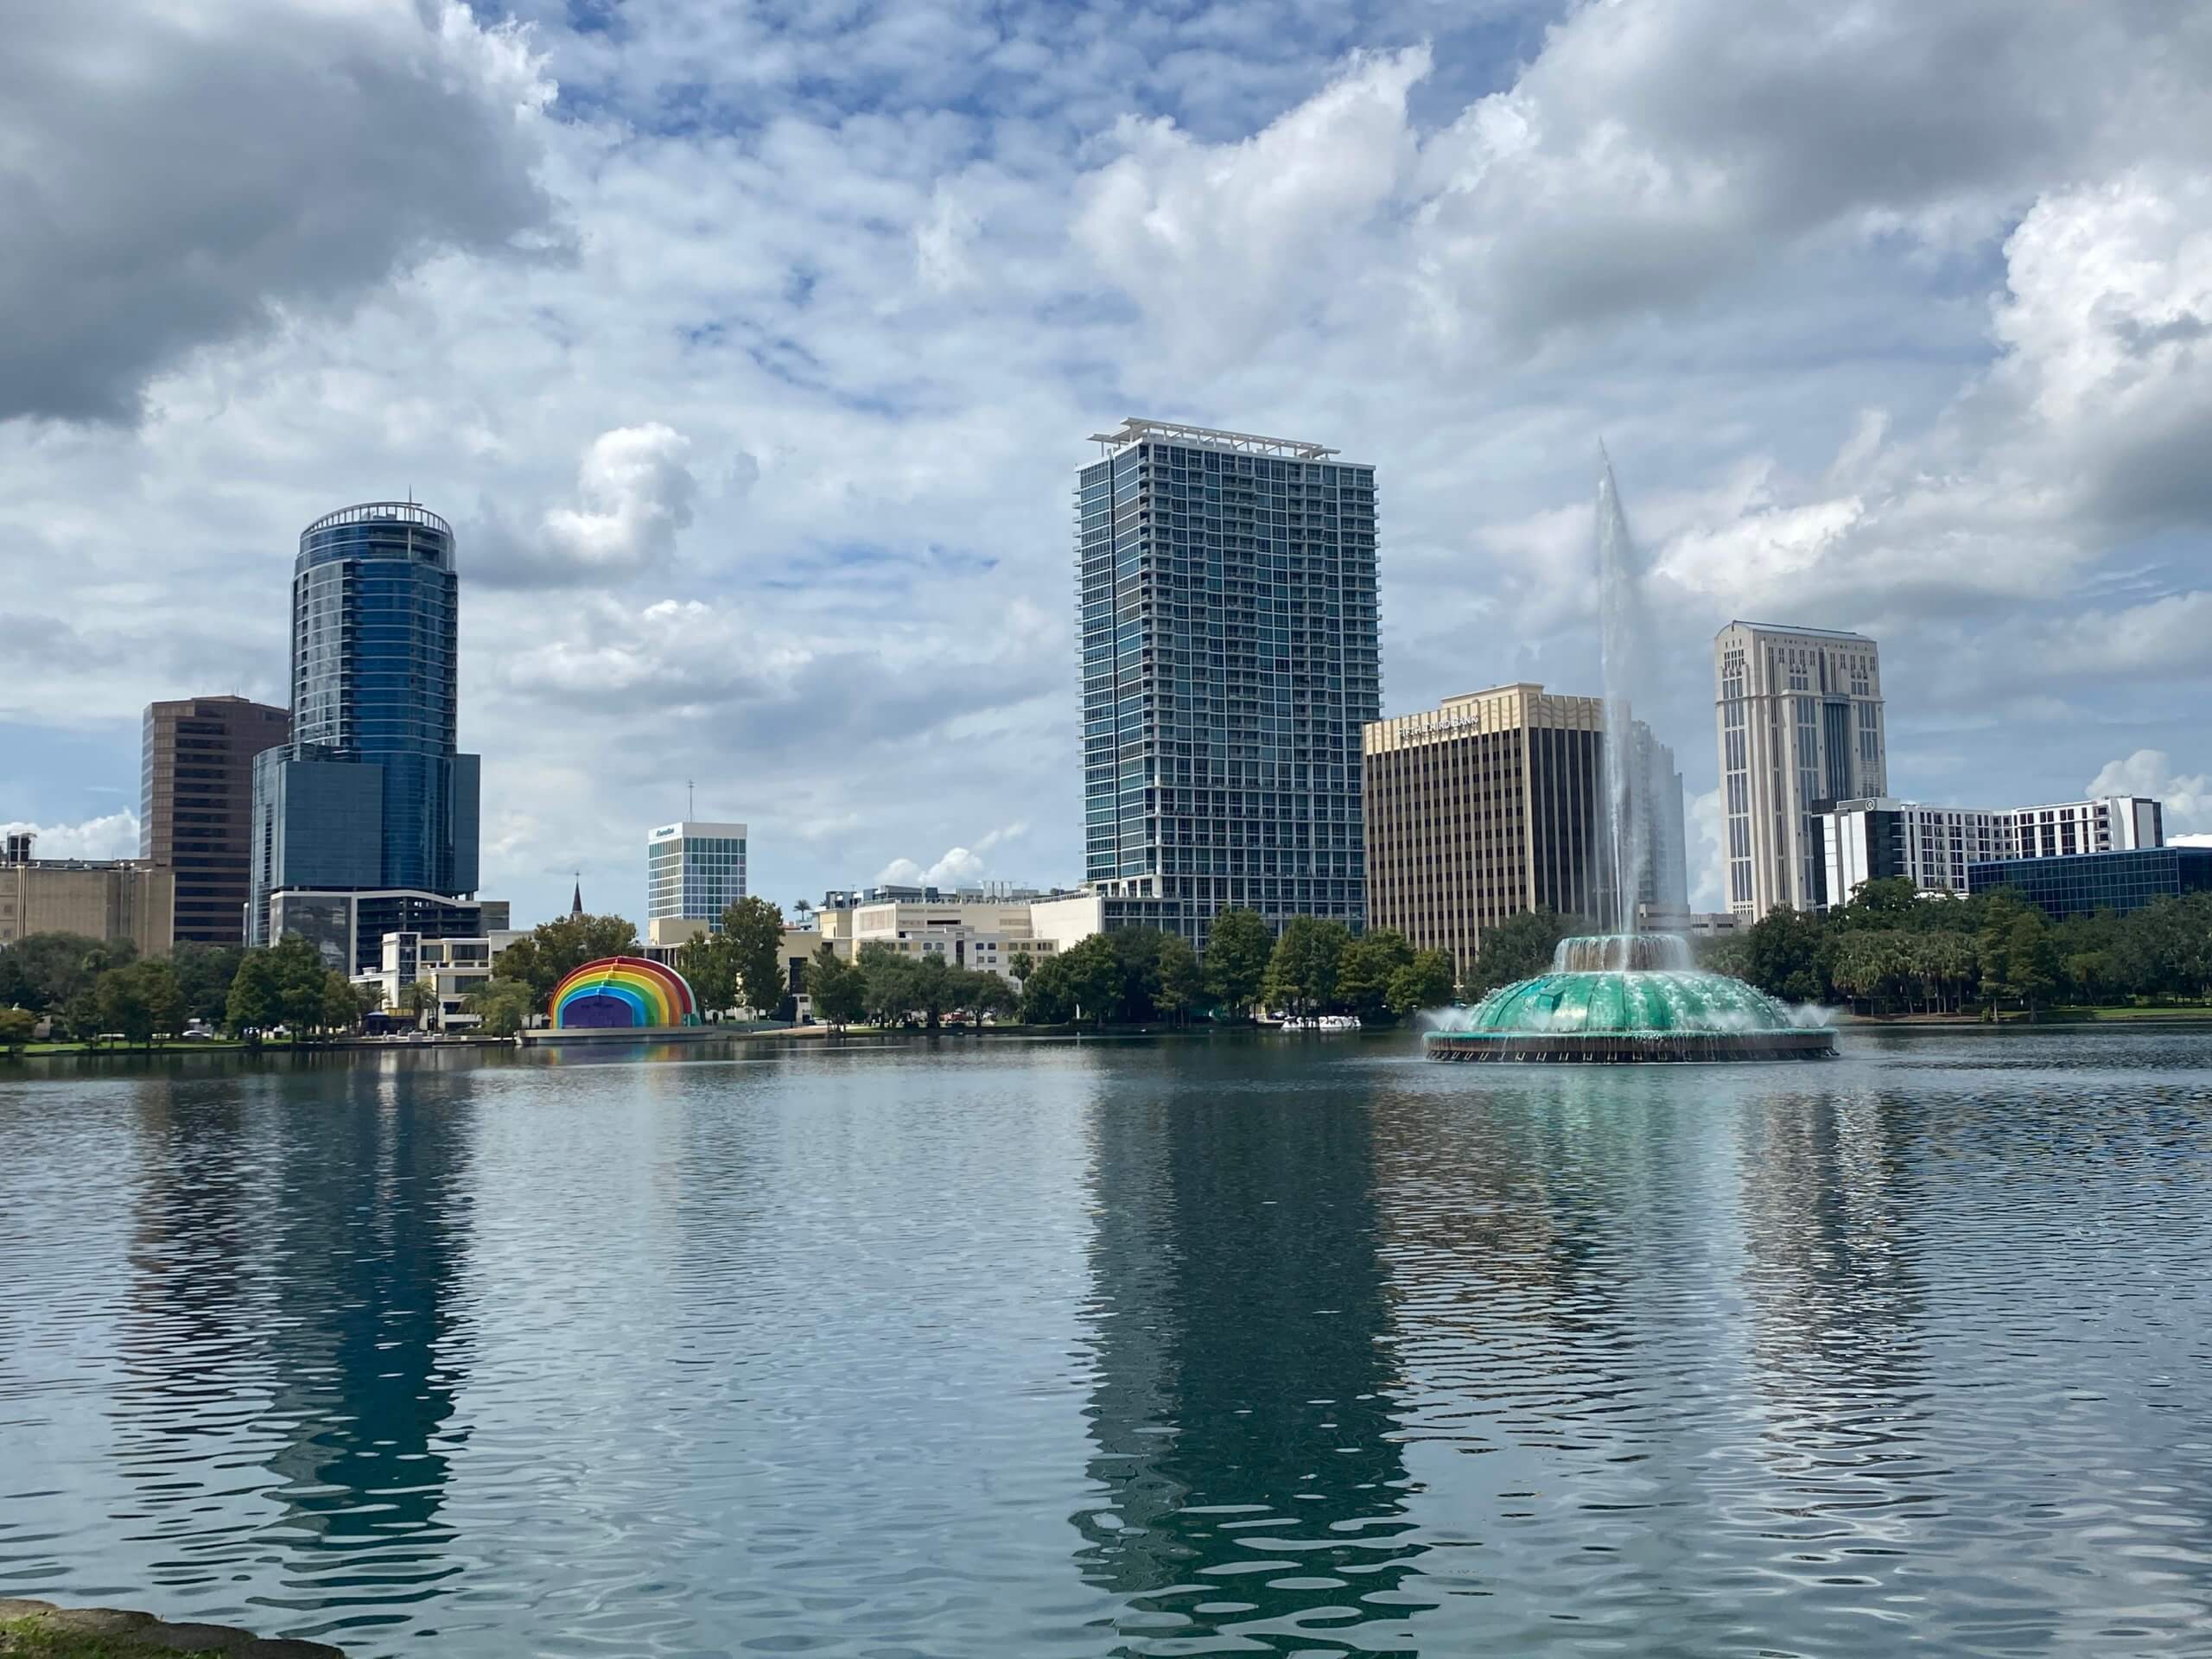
397, 980, 438, 1030
793, 898, 816, 929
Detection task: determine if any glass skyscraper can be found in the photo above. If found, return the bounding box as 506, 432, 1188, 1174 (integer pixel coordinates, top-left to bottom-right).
1077, 419, 1380, 949
249, 502, 481, 956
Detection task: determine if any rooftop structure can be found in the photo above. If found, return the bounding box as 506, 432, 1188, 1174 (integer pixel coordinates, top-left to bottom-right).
1086, 417, 1344, 461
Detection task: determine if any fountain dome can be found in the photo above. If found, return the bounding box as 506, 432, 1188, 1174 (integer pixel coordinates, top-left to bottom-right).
1425, 935, 1834, 1064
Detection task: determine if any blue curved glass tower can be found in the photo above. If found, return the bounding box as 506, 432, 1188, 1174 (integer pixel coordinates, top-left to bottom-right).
248, 503, 481, 957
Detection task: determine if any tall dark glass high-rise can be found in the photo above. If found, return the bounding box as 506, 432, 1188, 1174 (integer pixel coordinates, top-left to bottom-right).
1076, 419, 1380, 950
248, 503, 481, 952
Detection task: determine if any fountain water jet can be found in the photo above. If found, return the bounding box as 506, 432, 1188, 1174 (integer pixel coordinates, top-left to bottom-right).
1426, 454, 1834, 1065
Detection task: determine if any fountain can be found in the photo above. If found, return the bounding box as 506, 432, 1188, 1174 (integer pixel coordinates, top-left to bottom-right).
1425, 455, 1834, 1065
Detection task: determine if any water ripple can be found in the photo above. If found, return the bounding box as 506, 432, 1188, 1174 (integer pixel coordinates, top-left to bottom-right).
3, 1033, 2211, 1653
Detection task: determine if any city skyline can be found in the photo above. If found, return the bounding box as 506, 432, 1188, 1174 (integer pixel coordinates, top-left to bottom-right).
4, 2, 2210, 930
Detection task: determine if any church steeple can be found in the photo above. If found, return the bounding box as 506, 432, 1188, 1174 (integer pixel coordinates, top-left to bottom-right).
571, 872, 582, 917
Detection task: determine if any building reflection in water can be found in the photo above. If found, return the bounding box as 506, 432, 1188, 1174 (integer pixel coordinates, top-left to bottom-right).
1074, 1054, 1427, 1654
1733, 1091, 1955, 1553
116, 1054, 477, 1648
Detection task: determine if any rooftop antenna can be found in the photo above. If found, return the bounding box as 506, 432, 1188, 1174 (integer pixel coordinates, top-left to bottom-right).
687, 779, 696, 818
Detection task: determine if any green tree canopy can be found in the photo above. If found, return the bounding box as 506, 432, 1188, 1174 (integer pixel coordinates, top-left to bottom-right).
0, 1007, 35, 1053
1739, 907, 1829, 1004
320, 970, 365, 1035
226, 950, 282, 1036
1387, 947, 1457, 1017
462, 976, 538, 1038
1153, 932, 1203, 1025
1337, 928, 1414, 1023
97, 958, 183, 1048
168, 943, 244, 1026
495, 913, 641, 998
270, 937, 332, 1039
0, 931, 134, 1016
1465, 909, 1574, 1000
856, 942, 925, 1026
1203, 908, 1272, 1018
1018, 951, 1077, 1025
723, 896, 789, 1014
804, 943, 867, 1028
1263, 917, 1349, 1019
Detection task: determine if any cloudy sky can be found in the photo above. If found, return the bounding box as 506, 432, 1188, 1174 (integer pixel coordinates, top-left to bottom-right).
4, 0, 2209, 925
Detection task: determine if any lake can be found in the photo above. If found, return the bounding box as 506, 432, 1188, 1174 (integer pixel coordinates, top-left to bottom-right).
4, 1030, 2211, 1656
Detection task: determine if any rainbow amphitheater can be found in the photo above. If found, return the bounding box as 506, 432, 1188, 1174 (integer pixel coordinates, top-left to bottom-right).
549, 956, 701, 1031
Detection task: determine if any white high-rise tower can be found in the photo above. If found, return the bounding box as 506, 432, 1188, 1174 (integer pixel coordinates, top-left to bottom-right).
1714, 621, 1886, 921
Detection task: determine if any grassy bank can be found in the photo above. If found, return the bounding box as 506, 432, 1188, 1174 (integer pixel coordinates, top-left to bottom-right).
0, 1605, 340, 1657
14, 1039, 249, 1056
1, 1618, 206, 1656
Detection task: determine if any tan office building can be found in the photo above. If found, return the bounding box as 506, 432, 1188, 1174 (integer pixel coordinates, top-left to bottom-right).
142, 695, 290, 944
0, 838, 175, 956
1362, 684, 1607, 977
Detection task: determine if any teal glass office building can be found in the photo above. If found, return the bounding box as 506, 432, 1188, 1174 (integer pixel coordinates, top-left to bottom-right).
249, 503, 481, 952
1077, 419, 1380, 950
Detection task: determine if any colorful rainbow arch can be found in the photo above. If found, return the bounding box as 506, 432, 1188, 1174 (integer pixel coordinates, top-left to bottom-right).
550, 956, 701, 1030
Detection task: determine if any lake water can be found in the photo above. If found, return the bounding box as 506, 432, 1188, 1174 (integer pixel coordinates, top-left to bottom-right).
4, 1031, 2211, 1656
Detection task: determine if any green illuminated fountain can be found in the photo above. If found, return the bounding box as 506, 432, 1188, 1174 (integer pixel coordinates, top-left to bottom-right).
1425, 456, 1834, 1065
1425, 932, 1833, 1063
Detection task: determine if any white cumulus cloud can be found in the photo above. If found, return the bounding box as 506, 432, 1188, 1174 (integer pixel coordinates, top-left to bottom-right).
1, 811, 143, 861
2085, 751, 2212, 834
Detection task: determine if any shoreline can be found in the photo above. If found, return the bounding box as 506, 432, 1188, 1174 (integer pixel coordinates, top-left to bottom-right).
0, 1599, 342, 1657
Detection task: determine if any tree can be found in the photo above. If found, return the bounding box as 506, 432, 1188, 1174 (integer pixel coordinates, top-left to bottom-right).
912, 952, 954, 1029
0, 1007, 35, 1054
168, 943, 245, 1026
1153, 932, 1202, 1025
269, 936, 333, 1040
494, 913, 640, 999
397, 980, 438, 1027
676, 897, 786, 1016
226, 950, 282, 1037
1061, 934, 1128, 1027
1264, 918, 1349, 1019
462, 977, 537, 1037
1837, 876, 1919, 923
677, 931, 737, 1017
1019, 952, 1077, 1025
804, 944, 865, 1028
1999, 912, 2058, 1018
1203, 908, 1272, 1019
1337, 929, 1414, 1024
1386, 948, 1456, 1018
723, 897, 788, 1014
1465, 910, 1575, 1000
97, 958, 183, 1049
856, 943, 924, 1026
1738, 907, 1828, 1004
320, 970, 364, 1035
0, 931, 134, 1018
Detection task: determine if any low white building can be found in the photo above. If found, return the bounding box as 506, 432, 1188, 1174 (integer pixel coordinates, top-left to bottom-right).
356, 929, 525, 1029
1821, 794, 2163, 906
817, 890, 1074, 979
